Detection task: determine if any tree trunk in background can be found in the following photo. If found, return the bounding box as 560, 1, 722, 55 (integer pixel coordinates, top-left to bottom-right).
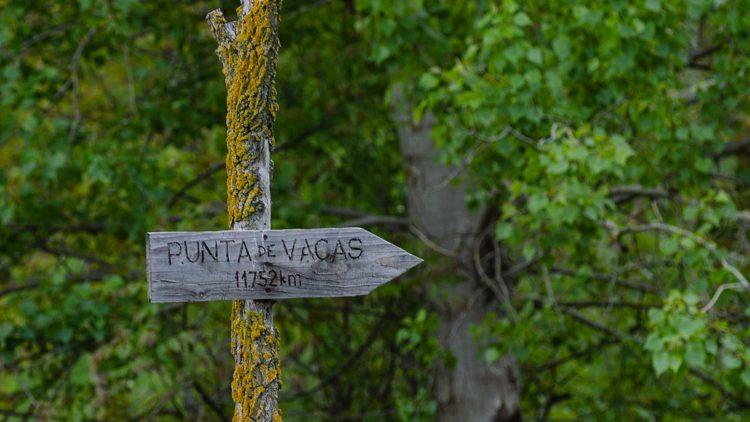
393, 86, 522, 422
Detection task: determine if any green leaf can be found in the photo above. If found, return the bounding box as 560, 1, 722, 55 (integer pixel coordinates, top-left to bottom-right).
496, 223, 513, 240
684, 293, 700, 306
395, 328, 410, 344
0, 323, 12, 341
527, 48, 543, 65
705, 339, 718, 355
514, 12, 532, 27
677, 317, 705, 338
527, 194, 547, 213
653, 351, 670, 376
684, 342, 706, 368
646, 0, 662, 11
722, 354, 742, 370
522, 244, 536, 261
372, 44, 391, 63
722, 336, 740, 351
741, 369, 750, 387
70, 354, 92, 387
415, 309, 427, 323
644, 333, 663, 352
552, 36, 570, 59
77, 0, 93, 11
419, 73, 440, 90
484, 347, 501, 363
659, 237, 679, 255
57, 328, 73, 344
648, 309, 665, 325
669, 353, 683, 372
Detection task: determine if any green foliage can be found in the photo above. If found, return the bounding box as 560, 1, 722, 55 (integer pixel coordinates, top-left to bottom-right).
357, 0, 750, 418
1, 1, 427, 420
3, 0, 750, 420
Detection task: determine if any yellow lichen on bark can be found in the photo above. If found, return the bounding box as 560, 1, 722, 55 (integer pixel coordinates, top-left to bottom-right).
213, 0, 281, 227
230, 301, 282, 421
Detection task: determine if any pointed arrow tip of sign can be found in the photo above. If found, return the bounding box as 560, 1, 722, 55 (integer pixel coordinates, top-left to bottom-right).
404, 252, 424, 269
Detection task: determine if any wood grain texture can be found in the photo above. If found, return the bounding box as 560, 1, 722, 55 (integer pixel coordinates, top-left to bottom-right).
147, 227, 422, 303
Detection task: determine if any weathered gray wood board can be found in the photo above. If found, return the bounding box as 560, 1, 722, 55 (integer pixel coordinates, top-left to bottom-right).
147, 227, 422, 303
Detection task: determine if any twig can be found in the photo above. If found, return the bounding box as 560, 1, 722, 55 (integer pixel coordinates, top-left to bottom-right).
701, 257, 750, 312
285, 0, 333, 19
318, 205, 410, 230
473, 231, 518, 319
701, 282, 746, 313
689, 368, 750, 407
409, 225, 457, 258
502, 253, 541, 278
0, 22, 74, 61
534, 339, 615, 373
605, 220, 750, 310
0, 270, 141, 298
124, 44, 138, 115
68, 26, 98, 142
651, 200, 664, 223
556, 300, 658, 310
715, 136, 750, 158
429, 126, 511, 192
537, 392, 572, 421
167, 162, 225, 208
561, 307, 632, 344
492, 234, 516, 317
286, 315, 386, 399
320, 205, 368, 218
39, 243, 111, 267
541, 264, 560, 313
429, 121, 557, 193
337, 215, 409, 230
669, 78, 715, 104
689, 45, 721, 63
607, 185, 670, 204
192, 381, 230, 422
550, 266, 658, 293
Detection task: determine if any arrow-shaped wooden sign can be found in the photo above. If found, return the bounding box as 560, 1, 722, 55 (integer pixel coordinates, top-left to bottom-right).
146, 227, 422, 303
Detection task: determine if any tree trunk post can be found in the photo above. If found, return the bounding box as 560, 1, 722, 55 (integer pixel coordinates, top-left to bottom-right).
206, 1, 283, 420
392, 86, 522, 421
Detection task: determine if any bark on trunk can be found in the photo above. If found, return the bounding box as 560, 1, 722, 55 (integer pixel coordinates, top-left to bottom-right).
393, 86, 522, 422
207, 1, 283, 421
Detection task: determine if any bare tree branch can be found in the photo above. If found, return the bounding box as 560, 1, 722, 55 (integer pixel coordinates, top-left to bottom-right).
535, 339, 616, 373
167, 162, 225, 208
605, 221, 750, 310
688, 44, 721, 69
68, 26, 98, 142
715, 136, 750, 158
608, 185, 670, 204
192, 381, 230, 422
690, 368, 750, 407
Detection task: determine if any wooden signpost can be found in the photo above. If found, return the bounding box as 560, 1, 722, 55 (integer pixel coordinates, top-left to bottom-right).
145, 1, 422, 420
146, 227, 422, 302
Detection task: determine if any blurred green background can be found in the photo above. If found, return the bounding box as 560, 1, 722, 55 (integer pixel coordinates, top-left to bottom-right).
2, 0, 750, 420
